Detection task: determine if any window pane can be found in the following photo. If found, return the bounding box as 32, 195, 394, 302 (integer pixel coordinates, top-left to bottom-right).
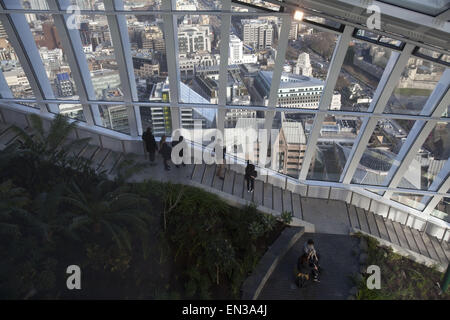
391, 193, 426, 211
58, 103, 85, 121
383, 56, 446, 115
332, 39, 393, 112
431, 192, 450, 222
20, 0, 49, 10
277, 20, 339, 109
180, 106, 217, 147
126, 14, 169, 102
140, 105, 172, 138
67, 0, 104, 10
177, 15, 221, 104
351, 119, 416, 186
307, 115, 364, 182
271, 111, 314, 178
230, 15, 278, 106
27, 14, 79, 100
0, 21, 34, 99
398, 122, 450, 190
84, 15, 123, 101
123, 0, 161, 10
176, 0, 221, 10
224, 114, 264, 164
98, 104, 130, 134
232, 0, 280, 12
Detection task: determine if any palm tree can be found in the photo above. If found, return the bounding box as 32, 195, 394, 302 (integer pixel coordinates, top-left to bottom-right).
10, 113, 90, 166
62, 181, 153, 255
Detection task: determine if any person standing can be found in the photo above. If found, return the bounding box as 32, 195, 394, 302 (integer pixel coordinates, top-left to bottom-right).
244, 160, 257, 192
142, 127, 158, 165
215, 139, 226, 180
159, 135, 172, 171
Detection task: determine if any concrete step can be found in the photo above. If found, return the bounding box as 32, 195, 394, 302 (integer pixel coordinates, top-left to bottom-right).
365, 210, 380, 238
420, 232, 441, 262
374, 214, 390, 242
212, 167, 225, 191
0, 126, 20, 149
428, 234, 449, 264
191, 164, 206, 183
101, 151, 122, 174
356, 207, 370, 234
91, 148, 110, 169
347, 205, 360, 229
201, 164, 216, 187
384, 219, 401, 246
392, 220, 410, 250
402, 226, 420, 253
409, 228, 430, 258
80, 144, 99, 161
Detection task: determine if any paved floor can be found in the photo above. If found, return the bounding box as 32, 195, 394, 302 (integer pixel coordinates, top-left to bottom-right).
258, 233, 360, 300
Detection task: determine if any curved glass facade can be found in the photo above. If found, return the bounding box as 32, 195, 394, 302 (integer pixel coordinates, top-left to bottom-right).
0, 0, 448, 225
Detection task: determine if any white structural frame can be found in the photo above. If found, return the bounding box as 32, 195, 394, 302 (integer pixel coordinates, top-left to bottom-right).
0, 0, 449, 226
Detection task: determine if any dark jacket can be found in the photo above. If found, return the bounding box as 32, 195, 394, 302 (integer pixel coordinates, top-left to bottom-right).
142, 131, 158, 153
245, 163, 257, 179
160, 142, 172, 160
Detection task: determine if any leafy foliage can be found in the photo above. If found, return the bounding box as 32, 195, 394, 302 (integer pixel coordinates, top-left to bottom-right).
0, 115, 283, 299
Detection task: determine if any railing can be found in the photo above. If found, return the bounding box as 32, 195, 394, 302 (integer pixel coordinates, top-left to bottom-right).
1, 101, 449, 242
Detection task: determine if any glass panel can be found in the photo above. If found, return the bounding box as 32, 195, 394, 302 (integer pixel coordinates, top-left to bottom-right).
0, 22, 34, 99
277, 20, 339, 109
398, 122, 450, 190
379, 36, 403, 47
177, 14, 221, 104
67, 0, 104, 10
123, 0, 161, 10
303, 15, 342, 30
140, 105, 172, 138
377, 0, 450, 16
354, 29, 380, 41
58, 103, 85, 121
332, 39, 393, 112
27, 14, 79, 100
431, 191, 450, 222
390, 192, 426, 211
351, 119, 416, 186
307, 115, 364, 182
126, 14, 169, 102
271, 111, 314, 178
84, 15, 123, 101
232, 0, 280, 11
223, 111, 262, 164
176, 0, 221, 10
20, 0, 49, 10
229, 15, 278, 106
98, 104, 130, 134
180, 106, 217, 147
383, 57, 446, 115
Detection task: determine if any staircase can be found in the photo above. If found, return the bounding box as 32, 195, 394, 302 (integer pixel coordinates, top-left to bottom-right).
346, 204, 450, 266
0, 122, 448, 268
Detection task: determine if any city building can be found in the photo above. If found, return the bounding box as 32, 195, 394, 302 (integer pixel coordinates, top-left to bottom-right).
255, 70, 341, 110
241, 19, 274, 50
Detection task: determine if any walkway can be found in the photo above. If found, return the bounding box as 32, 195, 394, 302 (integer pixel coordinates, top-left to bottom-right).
258, 233, 359, 300
0, 122, 449, 269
